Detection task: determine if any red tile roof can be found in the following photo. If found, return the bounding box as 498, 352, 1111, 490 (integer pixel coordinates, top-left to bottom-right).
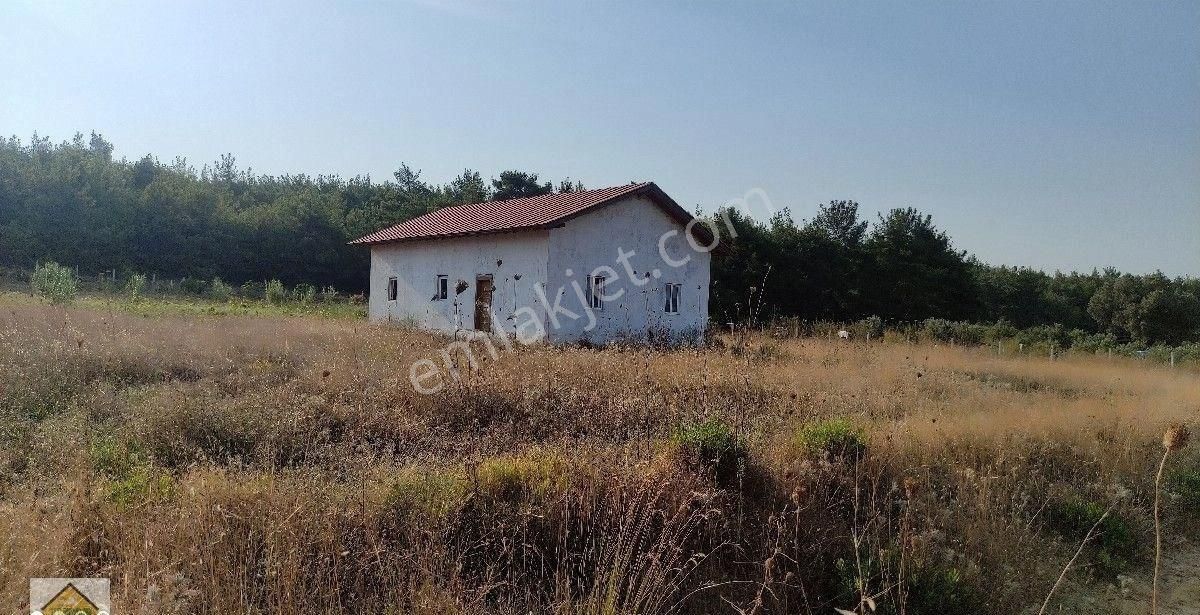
351, 181, 705, 245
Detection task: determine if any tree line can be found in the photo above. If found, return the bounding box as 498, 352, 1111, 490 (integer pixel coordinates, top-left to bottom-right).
2, 133, 1196, 345
0, 133, 577, 292
708, 203, 1200, 345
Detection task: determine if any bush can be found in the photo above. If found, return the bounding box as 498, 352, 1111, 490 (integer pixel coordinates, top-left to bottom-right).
239, 280, 264, 298
385, 469, 468, 519
292, 283, 316, 304
919, 318, 986, 345
90, 437, 172, 507
905, 564, 979, 615
124, 273, 147, 301
1015, 324, 1070, 352
1169, 462, 1200, 510
986, 318, 1018, 340
318, 285, 340, 303
1069, 330, 1119, 353
855, 315, 884, 340
1047, 497, 1136, 576
179, 276, 208, 295
795, 418, 865, 458
476, 452, 568, 503
264, 279, 286, 304
30, 261, 77, 304
673, 418, 747, 485
209, 277, 233, 301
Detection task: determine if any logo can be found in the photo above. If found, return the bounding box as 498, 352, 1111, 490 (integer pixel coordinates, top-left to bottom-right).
30, 578, 110, 615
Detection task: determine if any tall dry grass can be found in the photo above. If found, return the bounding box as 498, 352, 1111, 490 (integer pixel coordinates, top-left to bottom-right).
1, 301, 1198, 613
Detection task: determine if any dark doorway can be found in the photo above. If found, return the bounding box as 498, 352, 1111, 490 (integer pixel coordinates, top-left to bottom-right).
474, 275, 494, 332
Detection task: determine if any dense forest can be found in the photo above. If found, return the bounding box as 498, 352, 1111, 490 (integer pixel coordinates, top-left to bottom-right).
2, 133, 1197, 345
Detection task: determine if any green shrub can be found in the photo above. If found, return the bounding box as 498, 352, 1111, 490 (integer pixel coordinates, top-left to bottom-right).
673, 418, 747, 484
179, 276, 208, 295
1169, 462, 1200, 510
385, 469, 468, 520
209, 277, 233, 301
475, 452, 568, 503
905, 564, 978, 615
239, 280, 264, 298
1015, 324, 1070, 352
986, 318, 1019, 340
318, 285, 340, 303
90, 437, 172, 507
919, 318, 987, 345
91, 436, 143, 477
855, 315, 884, 340
124, 272, 147, 301
795, 418, 865, 457
1047, 497, 1136, 576
1068, 329, 1116, 353
30, 261, 77, 304
264, 279, 286, 304
292, 283, 316, 304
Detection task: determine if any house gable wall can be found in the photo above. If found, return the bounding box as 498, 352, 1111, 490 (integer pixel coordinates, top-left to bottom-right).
544, 195, 710, 343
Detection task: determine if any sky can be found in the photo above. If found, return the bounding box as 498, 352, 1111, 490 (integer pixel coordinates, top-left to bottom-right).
2, 0, 1197, 276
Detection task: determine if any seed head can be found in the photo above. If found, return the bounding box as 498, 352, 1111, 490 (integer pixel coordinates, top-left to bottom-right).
1163, 423, 1190, 452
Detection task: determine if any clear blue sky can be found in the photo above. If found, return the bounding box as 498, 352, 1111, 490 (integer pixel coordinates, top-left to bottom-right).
3, 0, 1197, 275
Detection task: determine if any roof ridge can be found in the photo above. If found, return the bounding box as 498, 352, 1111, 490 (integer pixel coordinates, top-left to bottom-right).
350, 181, 668, 245
445, 181, 649, 209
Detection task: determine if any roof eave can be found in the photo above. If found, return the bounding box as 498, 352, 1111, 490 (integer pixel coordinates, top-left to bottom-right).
348, 223, 554, 247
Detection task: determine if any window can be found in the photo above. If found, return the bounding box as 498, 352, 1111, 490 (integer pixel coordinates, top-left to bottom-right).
387, 277, 398, 301
435, 275, 448, 300
586, 275, 606, 310
664, 283, 680, 313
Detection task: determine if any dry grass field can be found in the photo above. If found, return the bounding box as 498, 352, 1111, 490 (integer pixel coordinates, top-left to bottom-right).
2, 294, 1198, 614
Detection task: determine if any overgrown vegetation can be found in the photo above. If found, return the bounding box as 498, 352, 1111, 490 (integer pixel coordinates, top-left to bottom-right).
29, 260, 77, 304
795, 418, 865, 457
672, 417, 747, 484
1, 297, 1196, 613
1047, 496, 1138, 576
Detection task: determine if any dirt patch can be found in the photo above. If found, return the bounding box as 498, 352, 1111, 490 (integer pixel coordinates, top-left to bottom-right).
1063, 540, 1200, 614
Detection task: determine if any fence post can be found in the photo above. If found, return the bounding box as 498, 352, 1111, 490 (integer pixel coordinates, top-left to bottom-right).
1050, 344, 1055, 361
1171, 351, 1176, 368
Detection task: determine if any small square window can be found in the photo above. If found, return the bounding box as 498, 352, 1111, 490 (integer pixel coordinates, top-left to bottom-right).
664, 283, 680, 313
387, 277, 398, 301
435, 275, 448, 300
587, 275, 606, 310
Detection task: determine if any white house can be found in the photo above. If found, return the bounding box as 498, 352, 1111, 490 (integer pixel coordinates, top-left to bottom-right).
350, 182, 712, 344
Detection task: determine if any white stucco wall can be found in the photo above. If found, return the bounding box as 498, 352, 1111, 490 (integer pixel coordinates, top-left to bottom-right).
367, 195, 711, 345
368, 231, 550, 338
544, 196, 710, 344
